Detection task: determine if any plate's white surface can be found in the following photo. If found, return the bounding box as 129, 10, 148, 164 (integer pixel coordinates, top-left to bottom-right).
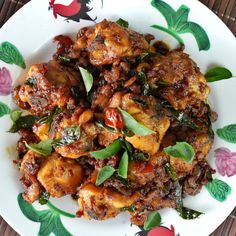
0, 0, 236, 236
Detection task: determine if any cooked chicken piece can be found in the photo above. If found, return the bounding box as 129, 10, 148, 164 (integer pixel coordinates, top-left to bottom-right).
20, 151, 43, 203
55, 128, 96, 159
37, 152, 83, 197
147, 50, 210, 110
33, 123, 50, 141
77, 183, 140, 220
13, 60, 83, 115
33, 107, 98, 158
73, 19, 149, 66
121, 94, 170, 155
166, 131, 213, 176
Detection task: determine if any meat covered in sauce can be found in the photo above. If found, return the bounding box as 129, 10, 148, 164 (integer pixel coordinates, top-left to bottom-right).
12, 19, 216, 226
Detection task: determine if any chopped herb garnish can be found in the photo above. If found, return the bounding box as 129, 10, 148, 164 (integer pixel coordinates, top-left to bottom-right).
205, 66, 233, 82
176, 203, 203, 219
120, 205, 136, 212
90, 139, 123, 160
118, 151, 129, 179
160, 100, 198, 129
131, 151, 150, 161
164, 142, 195, 164
132, 97, 147, 107
144, 211, 162, 231
79, 67, 93, 94
25, 77, 37, 86
140, 52, 150, 61
96, 166, 116, 186
38, 107, 61, 132
206, 104, 214, 139
137, 72, 150, 95
70, 86, 81, 105
9, 114, 39, 133
53, 125, 81, 147
121, 139, 133, 154
116, 18, 129, 28
165, 163, 203, 219
58, 55, 74, 63
25, 139, 53, 156
165, 162, 178, 181
118, 108, 155, 136
10, 110, 23, 122
39, 191, 50, 205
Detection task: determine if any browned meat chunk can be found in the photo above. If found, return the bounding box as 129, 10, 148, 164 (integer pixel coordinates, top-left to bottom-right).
77, 183, 139, 220
13, 60, 82, 115
37, 152, 83, 197
73, 19, 149, 66
147, 50, 210, 110
20, 151, 43, 203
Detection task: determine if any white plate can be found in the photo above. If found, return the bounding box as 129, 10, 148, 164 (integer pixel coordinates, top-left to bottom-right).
0, 0, 236, 236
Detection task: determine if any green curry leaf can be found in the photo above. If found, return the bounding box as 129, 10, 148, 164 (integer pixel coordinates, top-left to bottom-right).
39, 192, 50, 205
9, 114, 39, 133
116, 18, 129, 28
118, 151, 129, 179
144, 211, 162, 231
90, 139, 123, 160
10, 110, 23, 122
164, 142, 195, 163
25, 139, 53, 156
205, 67, 233, 82
118, 108, 155, 136
79, 67, 93, 94
176, 203, 203, 219
96, 166, 116, 186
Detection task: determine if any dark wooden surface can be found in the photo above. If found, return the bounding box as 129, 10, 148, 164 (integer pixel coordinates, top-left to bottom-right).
0, 0, 236, 235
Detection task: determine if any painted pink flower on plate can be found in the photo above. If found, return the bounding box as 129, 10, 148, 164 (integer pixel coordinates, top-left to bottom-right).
215, 147, 236, 177
0, 67, 12, 96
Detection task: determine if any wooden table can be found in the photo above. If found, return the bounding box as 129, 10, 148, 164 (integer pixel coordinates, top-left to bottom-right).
0, 0, 236, 235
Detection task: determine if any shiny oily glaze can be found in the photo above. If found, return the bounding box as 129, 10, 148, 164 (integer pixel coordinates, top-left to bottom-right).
13, 19, 216, 226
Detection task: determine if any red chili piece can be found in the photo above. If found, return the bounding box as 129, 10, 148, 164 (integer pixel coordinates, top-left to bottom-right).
143, 163, 154, 173
104, 107, 124, 129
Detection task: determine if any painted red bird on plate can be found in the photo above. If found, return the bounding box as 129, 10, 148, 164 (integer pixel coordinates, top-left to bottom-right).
48, 0, 99, 22
135, 225, 177, 236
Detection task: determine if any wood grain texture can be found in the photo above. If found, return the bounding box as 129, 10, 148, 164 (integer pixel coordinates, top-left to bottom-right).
0, 0, 235, 235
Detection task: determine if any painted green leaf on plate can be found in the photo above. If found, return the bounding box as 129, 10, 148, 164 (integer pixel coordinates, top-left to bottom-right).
151, 0, 210, 51
216, 124, 236, 144
205, 179, 231, 202
0, 101, 10, 117
0, 42, 26, 68
17, 193, 73, 236
177, 22, 210, 51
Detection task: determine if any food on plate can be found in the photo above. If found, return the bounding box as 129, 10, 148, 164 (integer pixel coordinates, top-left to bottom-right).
11, 19, 216, 226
